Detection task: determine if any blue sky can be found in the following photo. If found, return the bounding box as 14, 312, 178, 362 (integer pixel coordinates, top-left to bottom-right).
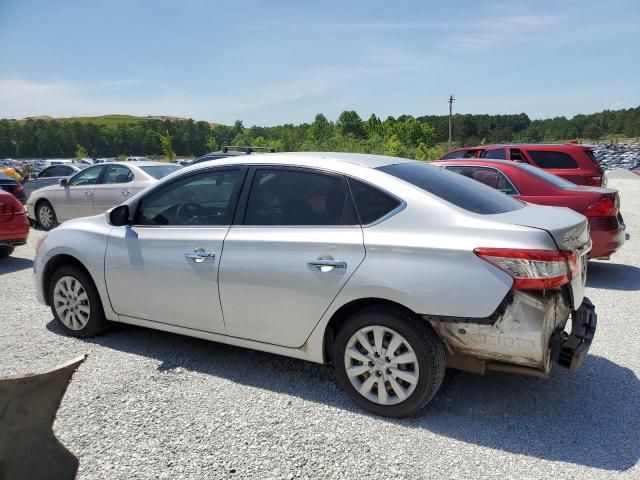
1, 0, 638, 125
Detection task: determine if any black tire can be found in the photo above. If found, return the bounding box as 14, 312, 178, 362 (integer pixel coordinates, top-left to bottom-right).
0, 246, 15, 258
36, 200, 57, 230
48, 265, 110, 337
334, 305, 446, 418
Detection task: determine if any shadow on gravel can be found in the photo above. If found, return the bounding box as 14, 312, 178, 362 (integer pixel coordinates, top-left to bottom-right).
0, 256, 33, 275
587, 261, 640, 291
46, 320, 639, 471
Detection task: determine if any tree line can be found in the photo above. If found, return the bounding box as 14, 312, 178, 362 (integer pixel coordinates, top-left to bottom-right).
1, 106, 638, 160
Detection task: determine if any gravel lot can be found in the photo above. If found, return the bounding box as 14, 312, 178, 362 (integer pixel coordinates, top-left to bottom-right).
1, 173, 639, 479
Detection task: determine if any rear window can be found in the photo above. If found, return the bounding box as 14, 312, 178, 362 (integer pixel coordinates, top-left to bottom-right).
482, 148, 507, 159
528, 150, 578, 169
517, 163, 576, 188
442, 149, 479, 159
140, 165, 182, 179
377, 162, 524, 214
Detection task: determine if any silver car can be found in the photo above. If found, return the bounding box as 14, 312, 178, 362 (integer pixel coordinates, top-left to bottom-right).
33, 153, 597, 417
26, 161, 181, 230
22, 163, 86, 199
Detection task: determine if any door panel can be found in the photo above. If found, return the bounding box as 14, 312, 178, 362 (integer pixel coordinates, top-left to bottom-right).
55, 186, 95, 221
92, 182, 134, 213
219, 226, 365, 346
105, 226, 228, 332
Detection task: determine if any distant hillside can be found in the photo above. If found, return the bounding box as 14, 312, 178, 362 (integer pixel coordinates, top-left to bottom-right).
20, 114, 219, 128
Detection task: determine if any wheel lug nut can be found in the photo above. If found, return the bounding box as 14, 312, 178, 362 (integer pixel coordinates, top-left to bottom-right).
368, 361, 374, 367
386, 368, 391, 375
374, 352, 380, 358
385, 357, 390, 362
376, 371, 382, 377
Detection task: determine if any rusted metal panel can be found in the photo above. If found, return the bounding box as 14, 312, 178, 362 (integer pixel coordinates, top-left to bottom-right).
0, 353, 88, 480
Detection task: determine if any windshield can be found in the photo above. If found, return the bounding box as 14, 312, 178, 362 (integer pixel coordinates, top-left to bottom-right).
518, 163, 576, 188
140, 165, 182, 179
377, 162, 524, 214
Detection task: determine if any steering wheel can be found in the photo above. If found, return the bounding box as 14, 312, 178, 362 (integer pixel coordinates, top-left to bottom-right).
175, 202, 207, 225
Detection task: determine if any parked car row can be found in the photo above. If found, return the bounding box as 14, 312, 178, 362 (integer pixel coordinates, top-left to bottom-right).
31, 152, 598, 418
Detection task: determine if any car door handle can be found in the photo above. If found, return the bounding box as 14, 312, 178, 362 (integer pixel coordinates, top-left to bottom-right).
307, 259, 347, 269
184, 248, 215, 263
84, 190, 93, 196
121, 190, 130, 196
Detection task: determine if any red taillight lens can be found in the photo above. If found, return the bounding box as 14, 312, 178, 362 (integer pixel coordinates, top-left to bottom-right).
586, 195, 617, 217
474, 248, 577, 290
12, 200, 25, 214
585, 176, 602, 186
14, 182, 23, 193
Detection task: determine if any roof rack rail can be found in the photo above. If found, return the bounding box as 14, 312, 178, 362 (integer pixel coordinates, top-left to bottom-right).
222, 145, 276, 154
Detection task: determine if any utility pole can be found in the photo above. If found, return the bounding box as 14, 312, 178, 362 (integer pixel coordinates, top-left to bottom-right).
448, 94, 455, 150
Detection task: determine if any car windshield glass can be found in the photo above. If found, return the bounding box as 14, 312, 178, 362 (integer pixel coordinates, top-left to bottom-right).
517, 163, 576, 188
377, 162, 524, 214
140, 165, 182, 179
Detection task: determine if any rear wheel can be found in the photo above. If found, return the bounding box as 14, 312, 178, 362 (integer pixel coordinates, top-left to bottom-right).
334, 305, 446, 417
36, 200, 57, 230
0, 246, 15, 258
49, 265, 110, 337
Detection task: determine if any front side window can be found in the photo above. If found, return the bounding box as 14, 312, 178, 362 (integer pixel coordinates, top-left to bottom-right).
378, 162, 523, 214
69, 166, 104, 186
244, 168, 355, 226
38, 167, 55, 178
445, 166, 518, 195
103, 165, 134, 184
528, 150, 578, 169
482, 148, 507, 159
135, 169, 242, 226
140, 165, 181, 179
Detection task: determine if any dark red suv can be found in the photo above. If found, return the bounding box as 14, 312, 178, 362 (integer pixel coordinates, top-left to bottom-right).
440, 144, 606, 187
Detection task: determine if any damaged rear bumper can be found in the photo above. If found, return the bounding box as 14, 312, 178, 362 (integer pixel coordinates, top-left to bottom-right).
550, 297, 597, 371
428, 291, 597, 377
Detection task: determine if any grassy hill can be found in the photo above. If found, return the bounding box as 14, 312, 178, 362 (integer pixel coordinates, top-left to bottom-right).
20, 114, 218, 127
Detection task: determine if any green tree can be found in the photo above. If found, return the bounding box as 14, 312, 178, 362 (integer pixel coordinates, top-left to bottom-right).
206, 132, 219, 152
414, 142, 429, 160
158, 131, 176, 162
383, 134, 406, 157
75, 144, 88, 161
336, 110, 367, 139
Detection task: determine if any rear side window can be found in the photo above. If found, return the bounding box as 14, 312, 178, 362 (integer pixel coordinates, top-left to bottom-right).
445, 166, 518, 195
482, 148, 506, 159
377, 162, 524, 214
528, 150, 578, 169
348, 179, 401, 224
244, 168, 356, 226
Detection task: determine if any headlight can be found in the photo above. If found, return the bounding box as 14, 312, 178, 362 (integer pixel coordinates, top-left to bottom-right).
35, 233, 48, 253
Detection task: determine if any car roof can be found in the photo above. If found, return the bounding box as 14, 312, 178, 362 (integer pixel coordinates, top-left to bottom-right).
434, 159, 516, 167
108, 161, 170, 168
185, 152, 418, 172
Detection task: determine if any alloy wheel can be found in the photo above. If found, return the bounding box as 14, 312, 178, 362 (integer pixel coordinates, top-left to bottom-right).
53, 276, 91, 330
343, 325, 419, 406
38, 205, 54, 229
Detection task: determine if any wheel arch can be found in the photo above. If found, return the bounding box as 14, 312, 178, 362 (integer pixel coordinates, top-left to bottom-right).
322, 297, 421, 364
42, 254, 94, 306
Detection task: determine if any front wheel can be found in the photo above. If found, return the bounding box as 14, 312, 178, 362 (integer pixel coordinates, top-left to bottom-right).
49, 265, 110, 337
334, 306, 446, 417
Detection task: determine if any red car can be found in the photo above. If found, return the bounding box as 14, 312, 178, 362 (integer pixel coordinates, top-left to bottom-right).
433, 159, 625, 259
439, 144, 606, 187
0, 190, 30, 258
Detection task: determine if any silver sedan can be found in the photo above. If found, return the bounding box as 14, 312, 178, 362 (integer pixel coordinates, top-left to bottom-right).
33, 153, 597, 417
26, 161, 181, 230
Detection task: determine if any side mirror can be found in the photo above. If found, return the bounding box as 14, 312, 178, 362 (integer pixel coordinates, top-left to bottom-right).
59, 178, 69, 187
107, 205, 130, 226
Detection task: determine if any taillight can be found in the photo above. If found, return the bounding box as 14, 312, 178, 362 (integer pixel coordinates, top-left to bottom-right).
12, 200, 25, 214
585, 176, 602, 186
474, 248, 577, 290
586, 195, 617, 217
14, 182, 23, 193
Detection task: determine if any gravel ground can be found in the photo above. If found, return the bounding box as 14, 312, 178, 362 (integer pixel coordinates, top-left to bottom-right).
1, 176, 639, 479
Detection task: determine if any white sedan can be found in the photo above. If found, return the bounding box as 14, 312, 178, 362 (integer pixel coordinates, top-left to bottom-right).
26, 161, 181, 230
